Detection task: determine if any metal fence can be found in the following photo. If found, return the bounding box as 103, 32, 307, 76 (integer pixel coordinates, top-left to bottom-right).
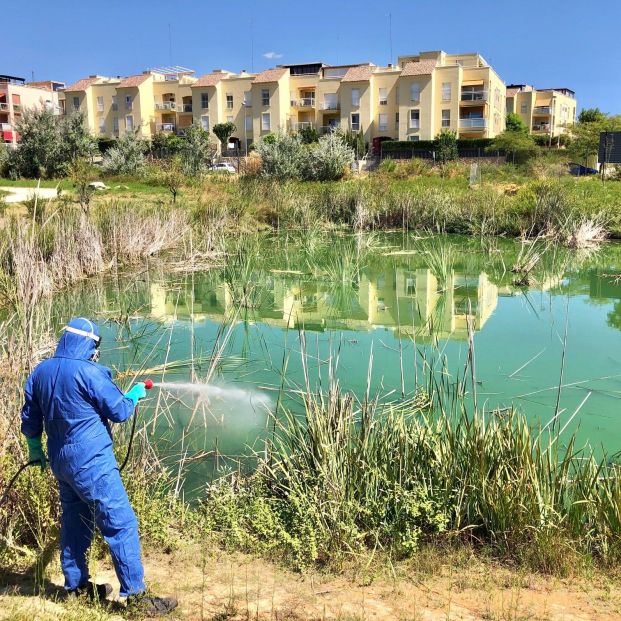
380, 148, 504, 161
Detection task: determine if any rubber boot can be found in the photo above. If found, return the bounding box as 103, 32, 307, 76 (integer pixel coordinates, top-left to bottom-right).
67, 581, 113, 601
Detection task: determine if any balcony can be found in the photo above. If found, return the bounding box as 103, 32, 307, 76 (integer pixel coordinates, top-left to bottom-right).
532, 123, 551, 132
459, 118, 487, 130
320, 123, 340, 134
291, 97, 316, 108
180, 103, 193, 113
291, 122, 315, 131
0, 102, 9, 112
321, 101, 340, 111
461, 90, 488, 102
155, 101, 176, 111
533, 106, 551, 115
13, 104, 22, 113
156, 123, 176, 133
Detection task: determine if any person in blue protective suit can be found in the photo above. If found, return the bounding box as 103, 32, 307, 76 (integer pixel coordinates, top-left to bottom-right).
21, 317, 177, 616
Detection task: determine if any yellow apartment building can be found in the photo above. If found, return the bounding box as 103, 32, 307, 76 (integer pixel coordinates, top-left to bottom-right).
1, 74, 64, 146
506, 84, 576, 139
61, 50, 510, 150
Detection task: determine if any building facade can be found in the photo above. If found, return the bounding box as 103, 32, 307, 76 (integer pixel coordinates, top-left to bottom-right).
506, 84, 576, 139
1, 75, 64, 146
60, 51, 510, 150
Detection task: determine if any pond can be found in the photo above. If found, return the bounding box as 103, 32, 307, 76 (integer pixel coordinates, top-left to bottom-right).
52, 232, 621, 494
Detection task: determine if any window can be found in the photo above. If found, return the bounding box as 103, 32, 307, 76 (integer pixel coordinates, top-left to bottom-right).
112, 117, 119, 134
201, 93, 209, 109
244, 91, 252, 106
441, 82, 451, 102
72, 96, 80, 111
351, 88, 360, 107
408, 135, 420, 142
97, 96, 104, 112
111, 96, 118, 111
379, 88, 388, 105
201, 115, 209, 131
351, 113, 360, 131
125, 115, 134, 131
261, 89, 270, 106
520, 102, 527, 114
441, 109, 451, 128
245, 115, 253, 132
125, 95, 132, 110
324, 93, 338, 110
395, 112, 399, 126
494, 87, 501, 109
261, 112, 270, 131
410, 83, 420, 102
378, 113, 388, 131
226, 94, 233, 109
98, 117, 105, 134
409, 109, 420, 129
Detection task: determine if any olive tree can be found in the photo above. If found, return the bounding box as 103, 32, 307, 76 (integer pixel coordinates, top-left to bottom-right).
180, 123, 216, 175
102, 132, 149, 175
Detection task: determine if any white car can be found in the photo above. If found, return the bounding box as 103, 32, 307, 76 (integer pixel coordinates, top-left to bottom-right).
209, 162, 236, 173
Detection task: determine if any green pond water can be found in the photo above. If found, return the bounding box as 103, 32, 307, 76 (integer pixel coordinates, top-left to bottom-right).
51, 232, 621, 494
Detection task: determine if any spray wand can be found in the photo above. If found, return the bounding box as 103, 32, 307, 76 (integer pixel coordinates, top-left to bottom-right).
0, 379, 154, 508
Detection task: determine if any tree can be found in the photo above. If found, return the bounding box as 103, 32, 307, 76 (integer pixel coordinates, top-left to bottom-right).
578, 108, 606, 124
255, 132, 307, 180
61, 113, 97, 162
180, 123, 216, 175
68, 157, 97, 214
298, 125, 319, 144
506, 112, 528, 133
148, 158, 184, 203
150, 132, 184, 159
341, 129, 366, 159
102, 132, 148, 175
435, 130, 458, 164
308, 132, 355, 181
488, 130, 537, 164
212, 122, 237, 152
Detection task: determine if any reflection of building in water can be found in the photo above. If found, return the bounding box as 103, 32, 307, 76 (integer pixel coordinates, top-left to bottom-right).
149, 267, 498, 340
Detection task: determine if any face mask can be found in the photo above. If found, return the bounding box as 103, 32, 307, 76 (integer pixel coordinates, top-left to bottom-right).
91, 345, 101, 363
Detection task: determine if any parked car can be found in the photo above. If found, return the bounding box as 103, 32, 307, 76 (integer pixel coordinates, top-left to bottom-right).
209, 162, 236, 173
568, 162, 598, 176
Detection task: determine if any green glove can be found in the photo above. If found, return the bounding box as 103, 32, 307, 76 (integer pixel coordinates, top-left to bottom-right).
124, 382, 147, 406
26, 436, 47, 471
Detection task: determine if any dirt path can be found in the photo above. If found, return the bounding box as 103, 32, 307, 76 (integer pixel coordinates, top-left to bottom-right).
0, 186, 58, 204
2, 544, 621, 620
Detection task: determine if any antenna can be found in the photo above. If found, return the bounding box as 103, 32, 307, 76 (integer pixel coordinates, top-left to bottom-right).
31, 70, 35, 82
168, 23, 173, 66
388, 13, 393, 65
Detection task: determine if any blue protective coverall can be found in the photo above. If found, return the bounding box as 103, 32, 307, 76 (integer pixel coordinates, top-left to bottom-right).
21, 318, 146, 596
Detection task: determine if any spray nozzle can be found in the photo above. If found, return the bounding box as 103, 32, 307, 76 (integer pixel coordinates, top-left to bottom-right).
144, 379, 154, 390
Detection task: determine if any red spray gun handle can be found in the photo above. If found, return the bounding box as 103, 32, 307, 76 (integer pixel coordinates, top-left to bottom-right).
144, 379, 154, 390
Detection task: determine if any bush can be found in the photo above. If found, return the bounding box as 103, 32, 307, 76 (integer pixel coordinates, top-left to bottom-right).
436, 130, 459, 164
379, 157, 397, 173
179, 123, 216, 175
308, 132, 354, 181
102, 133, 148, 175
298, 125, 319, 144
255, 133, 308, 180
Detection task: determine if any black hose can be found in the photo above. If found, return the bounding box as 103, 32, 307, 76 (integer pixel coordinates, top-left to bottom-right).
0, 460, 41, 508
119, 404, 139, 473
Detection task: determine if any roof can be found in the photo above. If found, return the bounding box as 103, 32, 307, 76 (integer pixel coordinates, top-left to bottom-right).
400, 59, 437, 77
506, 87, 521, 97
64, 77, 100, 92
193, 73, 225, 88
252, 67, 287, 84
117, 74, 151, 88
341, 65, 374, 83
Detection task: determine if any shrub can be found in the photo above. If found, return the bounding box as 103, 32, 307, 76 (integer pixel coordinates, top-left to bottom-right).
102, 132, 148, 175
255, 133, 307, 180
308, 132, 354, 181
436, 130, 459, 164
298, 125, 319, 144
379, 157, 397, 174
179, 123, 216, 175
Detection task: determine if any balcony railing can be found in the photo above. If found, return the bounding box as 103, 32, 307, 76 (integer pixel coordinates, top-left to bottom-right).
0, 122, 13, 131
320, 124, 340, 134
533, 106, 551, 115
459, 118, 487, 129
321, 101, 340, 111
0, 102, 9, 111
461, 91, 488, 101
291, 97, 316, 108
155, 101, 176, 110
13, 104, 22, 112
156, 123, 176, 132
532, 123, 551, 132
291, 122, 315, 131
181, 103, 193, 112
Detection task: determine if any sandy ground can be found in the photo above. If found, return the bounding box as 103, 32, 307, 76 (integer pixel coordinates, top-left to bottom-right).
0, 186, 58, 204
2, 544, 621, 620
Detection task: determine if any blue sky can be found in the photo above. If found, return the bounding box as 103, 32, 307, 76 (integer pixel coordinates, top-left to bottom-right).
3, 0, 620, 113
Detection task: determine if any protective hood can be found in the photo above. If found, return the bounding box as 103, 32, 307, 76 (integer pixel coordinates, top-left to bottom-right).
54, 317, 100, 361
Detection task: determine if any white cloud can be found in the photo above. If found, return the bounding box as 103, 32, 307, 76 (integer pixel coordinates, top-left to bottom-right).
263, 51, 283, 60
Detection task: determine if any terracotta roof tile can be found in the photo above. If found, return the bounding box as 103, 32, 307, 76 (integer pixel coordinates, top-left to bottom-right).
64, 77, 100, 92
400, 59, 437, 77
341, 65, 374, 83
193, 73, 225, 88
117, 74, 151, 88
252, 67, 287, 84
